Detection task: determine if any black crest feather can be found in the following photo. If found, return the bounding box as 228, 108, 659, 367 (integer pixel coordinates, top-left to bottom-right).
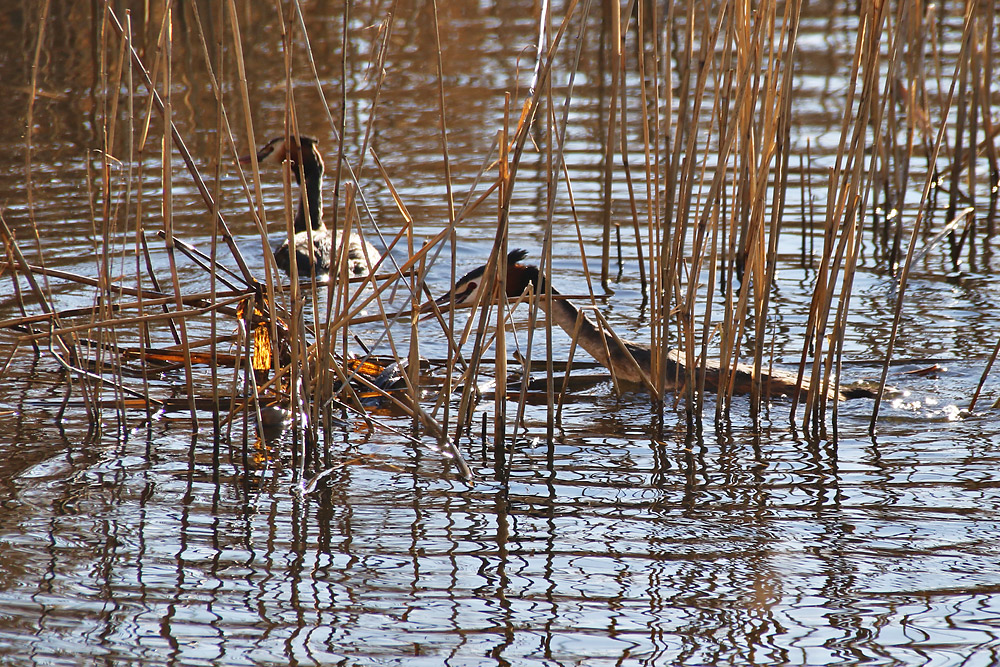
507, 248, 528, 265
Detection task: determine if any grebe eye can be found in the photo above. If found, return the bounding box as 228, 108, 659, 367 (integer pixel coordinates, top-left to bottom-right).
456, 281, 477, 302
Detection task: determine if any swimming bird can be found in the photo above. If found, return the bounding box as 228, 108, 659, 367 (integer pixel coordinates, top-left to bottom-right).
435, 249, 872, 400
248, 135, 376, 279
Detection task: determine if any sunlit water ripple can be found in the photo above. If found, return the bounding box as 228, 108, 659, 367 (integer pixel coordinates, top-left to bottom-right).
2, 1, 1000, 665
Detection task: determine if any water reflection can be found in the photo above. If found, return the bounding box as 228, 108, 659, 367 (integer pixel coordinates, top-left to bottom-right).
3, 1, 1000, 665
4, 404, 998, 664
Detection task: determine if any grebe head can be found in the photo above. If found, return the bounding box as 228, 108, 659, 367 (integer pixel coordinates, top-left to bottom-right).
241, 135, 323, 182
434, 249, 534, 309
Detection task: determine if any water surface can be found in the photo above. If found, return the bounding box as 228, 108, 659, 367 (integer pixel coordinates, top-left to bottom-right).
2, 2, 1000, 665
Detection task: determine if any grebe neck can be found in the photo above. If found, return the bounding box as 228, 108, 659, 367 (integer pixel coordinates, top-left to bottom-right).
517, 264, 650, 385
293, 152, 324, 233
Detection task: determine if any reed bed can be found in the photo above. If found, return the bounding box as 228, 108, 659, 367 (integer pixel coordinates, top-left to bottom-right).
1, 0, 998, 485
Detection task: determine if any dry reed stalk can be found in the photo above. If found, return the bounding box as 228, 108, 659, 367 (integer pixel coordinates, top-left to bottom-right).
207, 1, 226, 462
280, 16, 317, 459
288, 0, 414, 414
106, 6, 256, 283
650, 0, 675, 410
320, 235, 474, 477
518, 3, 549, 443
511, 3, 549, 443
104, 4, 282, 443
494, 103, 511, 471
5, 4, 390, 478
691, 9, 733, 416
316, 296, 474, 479
448, 242, 500, 443
414, 152, 505, 432
18, 0, 993, 474
970, 333, 1000, 411
1, 216, 78, 381
0, 239, 39, 360
752, 0, 798, 417
599, 0, 622, 290
977, 0, 998, 184
294, 1, 408, 284
959, 13, 986, 262
945, 21, 973, 237
0, 286, 252, 329
43, 332, 159, 406
774, 0, 884, 430
132, 26, 178, 365
222, 0, 282, 389
285, 19, 345, 429
96, 7, 124, 425
660, 2, 725, 414
823, 201, 863, 429
75, 6, 266, 470
616, 36, 646, 293
542, 13, 594, 416
407, 251, 425, 436
894, 2, 930, 213
20, 0, 74, 386
266, 1, 425, 466
334, 187, 362, 434
23, 0, 53, 303
635, 0, 656, 303
686, 1, 784, 420
444, 1, 582, 448
870, 4, 977, 428
395, 0, 444, 440
123, 6, 157, 420
14, 295, 248, 343
513, 0, 593, 440
158, 7, 200, 426
716, 0, 768, 417
810, 0, 903, 429
313, 194, 391, 439
154, 233, 248, 291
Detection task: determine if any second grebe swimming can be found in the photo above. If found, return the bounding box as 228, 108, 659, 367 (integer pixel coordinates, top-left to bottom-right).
436, 249, 873, 400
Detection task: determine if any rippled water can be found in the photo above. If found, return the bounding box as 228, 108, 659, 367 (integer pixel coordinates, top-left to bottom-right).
2, 2, 1000, 666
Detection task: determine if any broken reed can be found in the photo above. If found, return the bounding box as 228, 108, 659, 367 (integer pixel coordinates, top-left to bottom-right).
4, 0, 1000, 485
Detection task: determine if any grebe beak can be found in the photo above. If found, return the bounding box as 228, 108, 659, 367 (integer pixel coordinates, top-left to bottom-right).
417, 300, 440, 322
433, 291, 456, 308
419, 278, 479, 321
418, 289, 459, 322
436, 279, 480, 308
239, 137, 287, 166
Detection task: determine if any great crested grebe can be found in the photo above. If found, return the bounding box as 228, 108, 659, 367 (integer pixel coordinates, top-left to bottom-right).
436, 249, 873, 400
249, 135, 376, 279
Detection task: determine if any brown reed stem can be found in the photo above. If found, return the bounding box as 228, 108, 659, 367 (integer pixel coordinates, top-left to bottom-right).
870, 3, 976, 430
106, 5, 256, 285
